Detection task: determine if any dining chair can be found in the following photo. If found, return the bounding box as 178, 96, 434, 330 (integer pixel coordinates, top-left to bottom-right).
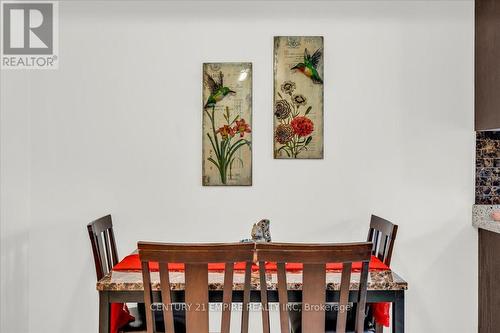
87, 215, 119, 280
367, 215, 398, 267
367, 215, 398, 333
138, 242, 256, 333
88, 215, 145, 331
255, 242, 372, 333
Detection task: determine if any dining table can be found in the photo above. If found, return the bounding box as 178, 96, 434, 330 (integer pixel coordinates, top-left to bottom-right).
96, 250, 408, 333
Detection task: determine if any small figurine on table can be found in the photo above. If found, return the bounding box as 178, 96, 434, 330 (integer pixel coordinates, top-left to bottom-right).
251, 219, 271, 242
241, 219, 271, 243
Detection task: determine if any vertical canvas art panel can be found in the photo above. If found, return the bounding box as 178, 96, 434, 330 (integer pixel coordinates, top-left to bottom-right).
273, 36, 324, 159
202, 63, 252, 186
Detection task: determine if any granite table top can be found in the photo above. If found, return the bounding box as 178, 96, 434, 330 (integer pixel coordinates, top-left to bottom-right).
97, 269, 408, 292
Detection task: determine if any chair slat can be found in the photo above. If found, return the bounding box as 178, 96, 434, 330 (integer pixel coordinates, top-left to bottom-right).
159, 263, 175, 333
185, 263, 209, 333
240, 261, 251, 333
336, 262, 352, 333
371, 230, 380, 255
221, 262, 234, 333
103, 230, 113, 271
97, 234, 109, 276
277, 262, 290, 333
259, 262, 271, 333
141, 261, 155, 333
302, 263, 326, 333
384, 224, 398, 266
378, 233, 389, 262
108, 228, 119, 266
355, 261, 369, 333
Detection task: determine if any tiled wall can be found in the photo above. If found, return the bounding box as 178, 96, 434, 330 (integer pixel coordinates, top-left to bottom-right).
476, 131, 500, 204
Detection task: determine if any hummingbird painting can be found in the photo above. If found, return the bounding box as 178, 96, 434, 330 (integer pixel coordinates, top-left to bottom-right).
291, 48, 323, 84
204, 71, 236, 109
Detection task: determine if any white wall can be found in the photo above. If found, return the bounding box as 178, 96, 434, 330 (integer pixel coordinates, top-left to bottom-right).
0, 1, 475, 332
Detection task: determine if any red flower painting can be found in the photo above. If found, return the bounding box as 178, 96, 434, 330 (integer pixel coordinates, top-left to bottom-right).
234, 119, 251, 138
274, 80, 314, 158
216, 125, 235, 140
291, 116, 314, 137
205, 106, 251, 184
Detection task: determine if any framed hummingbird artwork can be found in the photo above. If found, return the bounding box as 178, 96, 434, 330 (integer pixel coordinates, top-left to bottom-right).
273, 36, 324, 159
202, 62, 252, 186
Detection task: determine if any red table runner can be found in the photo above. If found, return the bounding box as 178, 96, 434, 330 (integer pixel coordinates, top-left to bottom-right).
113, 254, 390, 272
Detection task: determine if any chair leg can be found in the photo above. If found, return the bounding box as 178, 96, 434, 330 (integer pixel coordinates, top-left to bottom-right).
99, 292, 110, 333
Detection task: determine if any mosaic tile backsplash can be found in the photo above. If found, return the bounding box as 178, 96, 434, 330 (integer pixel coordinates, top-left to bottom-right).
476, 131, 500, 204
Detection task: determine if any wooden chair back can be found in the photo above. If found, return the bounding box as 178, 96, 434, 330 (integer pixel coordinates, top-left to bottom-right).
255, 242, 372, 333
367, 215, 398, 266
138, 242, 256, 333
87, 214, 119, 281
